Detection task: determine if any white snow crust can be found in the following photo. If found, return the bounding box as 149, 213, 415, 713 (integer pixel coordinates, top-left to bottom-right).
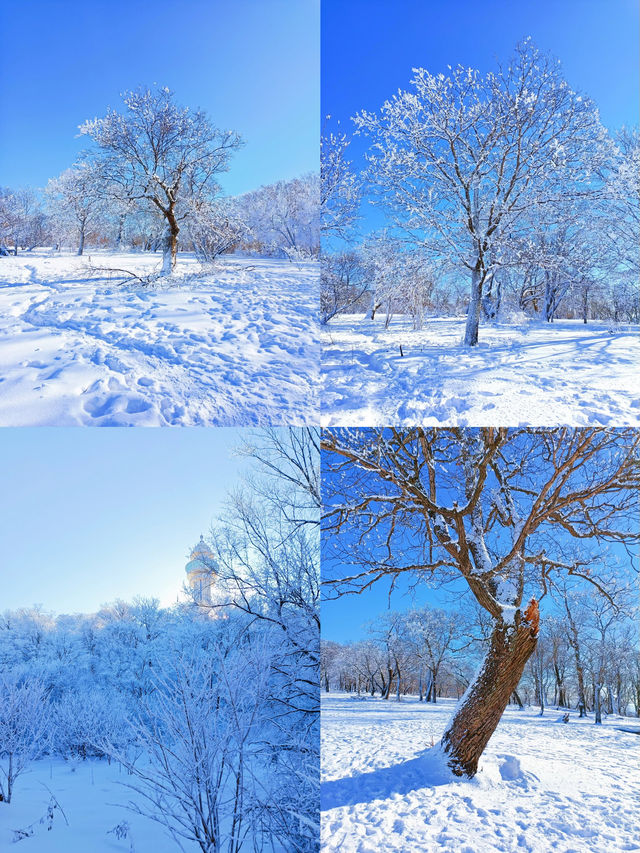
0, 251, 318, 426
322, 315, 640, 426
321, 693, 640, 852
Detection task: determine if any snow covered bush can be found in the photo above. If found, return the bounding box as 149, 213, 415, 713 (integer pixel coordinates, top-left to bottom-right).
108, 641, 273, 853
240, 173, 320, 259
0, 675, 50, 803
187, 197, 250, 263
53, 689, 130, 761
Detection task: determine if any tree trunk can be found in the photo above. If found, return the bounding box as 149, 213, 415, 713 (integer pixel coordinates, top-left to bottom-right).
463, 263, 482, 346
554, 662, 566, 708
78, 228, 85, 256
6, 752, 12, 803
544, 272, 557, 322
382, 668, 393, 700
564, 595, 587, 716
594, 682, 602, 725
424, 671, 433, 703
116, 214, 125, 251
441, 602, 539, 777
162, 210, 180, 274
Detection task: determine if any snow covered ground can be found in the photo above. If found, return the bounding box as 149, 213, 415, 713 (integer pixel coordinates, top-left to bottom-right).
0, 758, 191, 851
322, 316, 640, 426
321, 693, 640, 853
0, 251, 318, 426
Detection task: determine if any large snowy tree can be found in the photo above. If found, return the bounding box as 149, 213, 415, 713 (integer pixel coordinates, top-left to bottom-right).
354, 39, 609, 345
322, 427, 639, 777
79, 86, 243, 273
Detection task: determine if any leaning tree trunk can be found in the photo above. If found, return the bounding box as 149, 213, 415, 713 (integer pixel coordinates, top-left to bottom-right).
441, 600, 539, 777
463, 262, 483, 346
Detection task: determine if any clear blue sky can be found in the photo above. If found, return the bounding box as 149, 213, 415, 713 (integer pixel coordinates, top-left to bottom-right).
0, 428, 251, 614
322, 0, 639, 236
0, 0, 319, 195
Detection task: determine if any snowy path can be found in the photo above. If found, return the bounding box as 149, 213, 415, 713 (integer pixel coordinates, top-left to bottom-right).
321, 694, 640, 853
0, 252, 318, 426
322, 316, 639, 426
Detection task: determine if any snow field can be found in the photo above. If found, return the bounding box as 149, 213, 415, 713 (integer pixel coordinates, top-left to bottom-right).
0, 758, 189, 852
321, 693, 640, 853
0, 251, 319, 426
322, 315, 640, 426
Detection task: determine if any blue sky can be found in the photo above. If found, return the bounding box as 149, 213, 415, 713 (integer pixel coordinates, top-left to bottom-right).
0, 428, 251, 614
322, 0, 639, 237
0, 0, 319, 195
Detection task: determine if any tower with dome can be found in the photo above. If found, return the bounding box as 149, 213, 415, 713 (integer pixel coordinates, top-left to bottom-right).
185, 535, 217, 605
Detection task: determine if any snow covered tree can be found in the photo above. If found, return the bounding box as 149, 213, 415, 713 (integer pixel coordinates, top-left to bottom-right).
603, 127, 640, 279
405, 607, 460, 702
79, 86, 243, 274
321, 129, 361, 241
187, 196, 249, 263
190, 428, 320, 846
240, 173, 320, 259
354, 39, 609, 345
359, 231, 405, 324
322, 427, 639, 777
0, 675, 50, 803
321, 250, 368, 324
0, 188, 49, 255
46, 163, 104, 255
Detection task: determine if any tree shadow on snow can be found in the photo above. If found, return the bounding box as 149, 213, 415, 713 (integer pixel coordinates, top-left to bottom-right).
321, 747, 456, 811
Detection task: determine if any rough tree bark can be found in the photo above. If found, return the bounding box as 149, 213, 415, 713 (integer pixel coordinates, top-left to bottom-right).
594, 681, 602, 725
441, 600, 539, 777
161, 208, 180, 275
554, 662, 567, 708
463, 263, 483, 346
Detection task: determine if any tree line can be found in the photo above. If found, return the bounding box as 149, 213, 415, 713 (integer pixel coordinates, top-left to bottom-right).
321, 588, 639, 720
